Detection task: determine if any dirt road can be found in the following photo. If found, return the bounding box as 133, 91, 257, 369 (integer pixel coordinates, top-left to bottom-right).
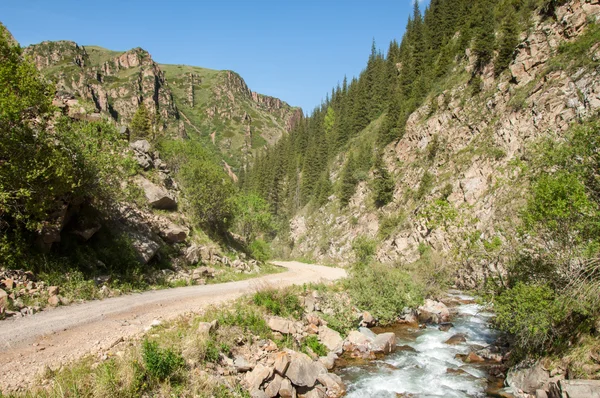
0, 261, 346, 392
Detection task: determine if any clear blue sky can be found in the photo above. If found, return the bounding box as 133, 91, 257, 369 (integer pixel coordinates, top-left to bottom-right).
2, 0, 428, 113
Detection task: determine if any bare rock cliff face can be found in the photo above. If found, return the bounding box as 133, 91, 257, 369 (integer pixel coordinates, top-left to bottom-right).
24, 43, 179, 130
288, 0, 600, 287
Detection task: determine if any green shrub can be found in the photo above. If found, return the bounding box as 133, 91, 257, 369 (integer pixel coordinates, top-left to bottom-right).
141, 340, 184, 381
352, 236, 376, 264
416, 171, 434, 199
494, 283, 565, 357
253, 287, 303, 318
301, 335, 327, 357
378, 213, 405, 240
344, 263, 425, 325
214, 304, 271, 338
249, 239, 272, 262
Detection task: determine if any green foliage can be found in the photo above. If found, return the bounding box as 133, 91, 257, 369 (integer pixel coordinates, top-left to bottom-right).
161, 140, 236, 232
370, 156, 395, 208
419, 198, 458, 230
344, 263, 425, 325
495, 8, 520, 75
494, 283, 565, 357
301, 335, 328, 357
416, 171, 434, 199
142, 340, 184, 381
248, 239, 272, 262
213, 304, 271, 338
378, 212, 405, 240
352, 235, 376, 264
524, 171, 596, 241
130, 103, 152, 139
232, 193, 274, 242
253, 287, 303, 318
338, 153, 358, 207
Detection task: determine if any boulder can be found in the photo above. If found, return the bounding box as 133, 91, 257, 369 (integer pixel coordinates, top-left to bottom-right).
234, 356, 254, 372
185, 244, 213, 265
136, 177, 177, 210
197, 322, 213, 337
343, 331, 375, 359
279, 378, 296, 398
358, 327, 378, 340
160, 224, 187, 243
317, 373, 346, 398
319, 352, 337, 370
360, 311, 376, 327
274, 351, 291, 375
439, 322, 454, 332
128, 230, 160, 264
264, 374, 284, 398
371, 332, 396, 354
417, 299, 450, 324
0, 289, 7, 310
559, 380, 600, 398
506, 362, 550, 394
285, 351, 327, 387
318, 326, 343, 354
48, 295, 60, 307
244, 363, 273, 391
130, 139, 151, 154
465, 352, 485, 363
268, 316, 297, 335
445, 333, 467, 345
48, 286, 59, 296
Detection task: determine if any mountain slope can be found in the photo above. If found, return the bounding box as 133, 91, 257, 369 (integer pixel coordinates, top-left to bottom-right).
23, 41, 302, 170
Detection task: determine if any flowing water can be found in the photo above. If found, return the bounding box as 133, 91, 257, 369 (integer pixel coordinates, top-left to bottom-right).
338, 293, 501, 398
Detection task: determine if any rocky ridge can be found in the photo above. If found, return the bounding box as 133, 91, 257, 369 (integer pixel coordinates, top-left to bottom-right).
286, 0, 600, 287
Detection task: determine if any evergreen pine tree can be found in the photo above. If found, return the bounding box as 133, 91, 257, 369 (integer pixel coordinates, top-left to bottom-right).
371, 156, 395, 208
339, 153, 358, 207
130, 102, 151, 139
495, 8, 519, 75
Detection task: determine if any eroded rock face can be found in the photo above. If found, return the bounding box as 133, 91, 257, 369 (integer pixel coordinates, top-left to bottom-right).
282, 1, 600, 287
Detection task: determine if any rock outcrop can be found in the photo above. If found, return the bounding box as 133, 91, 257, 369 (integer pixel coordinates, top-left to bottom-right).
285, 0, 600, 287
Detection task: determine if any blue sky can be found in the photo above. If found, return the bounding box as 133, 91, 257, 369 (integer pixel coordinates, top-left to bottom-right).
2, 0, 427, 113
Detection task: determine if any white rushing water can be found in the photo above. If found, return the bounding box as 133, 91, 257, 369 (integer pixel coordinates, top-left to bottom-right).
339, 294, 499, 398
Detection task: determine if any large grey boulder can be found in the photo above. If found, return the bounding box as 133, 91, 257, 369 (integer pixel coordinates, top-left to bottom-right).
160, 224, 187, 243
128, 230, 160, 264
559, 380, 600, 398
371, 332, 396, 354
318, 325, 343, 354
136, 177, 177, 210
506, 362, 550, 394
244, 363, 273, 391
285, 351, 327, 387
130, 139, 151, 154
317, 372, 346, 398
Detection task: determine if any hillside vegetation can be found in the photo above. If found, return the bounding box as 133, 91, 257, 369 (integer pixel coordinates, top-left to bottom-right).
245, 0, 600, 374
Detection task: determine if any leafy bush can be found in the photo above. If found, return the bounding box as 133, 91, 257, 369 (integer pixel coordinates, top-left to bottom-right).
344, 263, 425, 325
232, 193, 274, 243
301, 335, 327, 357
352, 236, 376, 264
249, 239, 272, 262
142, 340, 184, 381
416, 171, 434, 199
253, 287, 303, 318
378, 212, 405, 240
214, 304, 271, 338
494, 283, 566, 358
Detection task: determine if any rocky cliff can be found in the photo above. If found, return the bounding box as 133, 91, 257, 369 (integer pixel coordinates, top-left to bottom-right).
23, 41, 301, 171
285, 0, 600, 287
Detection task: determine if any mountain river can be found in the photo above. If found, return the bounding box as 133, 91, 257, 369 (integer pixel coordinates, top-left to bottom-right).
338, 292, 503, 397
